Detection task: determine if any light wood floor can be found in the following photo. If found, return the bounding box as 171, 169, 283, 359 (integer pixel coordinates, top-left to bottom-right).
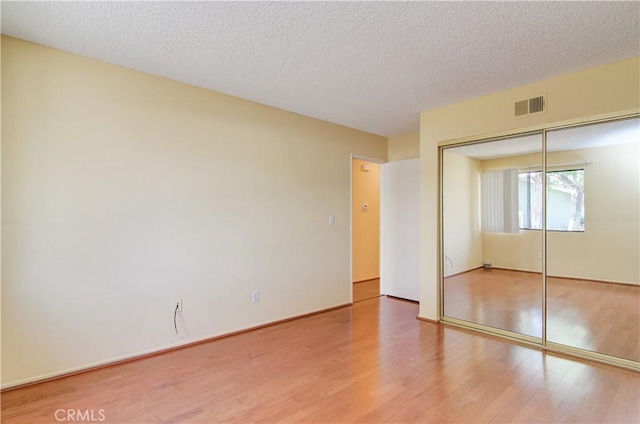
444, 268, 640, 361
353, 278, 381, 303
2, 297, 639, 423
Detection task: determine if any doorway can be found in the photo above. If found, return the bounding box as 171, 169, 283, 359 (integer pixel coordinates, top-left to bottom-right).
351, 157, 382, 303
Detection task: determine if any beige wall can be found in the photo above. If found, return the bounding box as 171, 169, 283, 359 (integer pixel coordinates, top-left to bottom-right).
1, 37, 387, 387
388, 131, 420, 161
352, 159, 380, 282
442, 151, 482, 276
420, 57, 640, 320
482, 143, 640, 284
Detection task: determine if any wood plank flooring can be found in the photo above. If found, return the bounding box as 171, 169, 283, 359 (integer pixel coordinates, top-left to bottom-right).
444, 268, 640, 362
2, 297, 639, 423
353, 279, 380, 303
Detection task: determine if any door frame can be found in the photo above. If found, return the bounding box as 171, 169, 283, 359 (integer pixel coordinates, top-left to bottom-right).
350, 154, 385, 304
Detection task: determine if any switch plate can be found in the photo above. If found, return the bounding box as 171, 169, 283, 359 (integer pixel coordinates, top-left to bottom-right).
328, 215, 334, 225
252, 291, 260, 303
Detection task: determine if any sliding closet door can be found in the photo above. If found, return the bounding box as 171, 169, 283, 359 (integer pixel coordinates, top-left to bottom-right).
442, 133, 543, 340
546, 118, 640, 363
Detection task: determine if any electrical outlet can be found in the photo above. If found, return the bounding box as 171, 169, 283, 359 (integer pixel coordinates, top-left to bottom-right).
175, 298, 183, 312
252, 291, 260, 303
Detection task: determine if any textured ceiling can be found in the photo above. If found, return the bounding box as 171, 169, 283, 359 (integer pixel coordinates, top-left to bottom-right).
1, 1, 639, 136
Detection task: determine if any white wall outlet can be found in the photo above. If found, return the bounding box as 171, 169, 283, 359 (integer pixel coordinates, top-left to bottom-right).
537, 253, 543, 260
328, 215, 334, 225
252, 291, 260, 303
175, 298, 183, 312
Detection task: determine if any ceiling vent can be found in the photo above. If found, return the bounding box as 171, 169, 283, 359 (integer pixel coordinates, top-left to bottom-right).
515, 96, 545, 117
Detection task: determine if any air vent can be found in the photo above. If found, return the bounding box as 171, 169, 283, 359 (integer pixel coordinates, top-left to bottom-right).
514, 95, 546, 116
529, 96, 545, 113
514, 100, 529, 116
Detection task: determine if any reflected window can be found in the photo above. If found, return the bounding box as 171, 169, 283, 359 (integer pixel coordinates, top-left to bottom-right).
519, 169, 585, 231
481, 169, 519, 233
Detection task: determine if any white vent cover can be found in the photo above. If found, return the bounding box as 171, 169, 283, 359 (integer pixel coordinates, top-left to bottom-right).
515, 95, 545, 116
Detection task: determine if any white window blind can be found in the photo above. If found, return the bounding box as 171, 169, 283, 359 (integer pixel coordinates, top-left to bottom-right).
481, 169, 519, 233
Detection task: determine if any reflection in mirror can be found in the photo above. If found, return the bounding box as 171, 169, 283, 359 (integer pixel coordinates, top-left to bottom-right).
442, 134, 542, 339
546, 118, 639, 362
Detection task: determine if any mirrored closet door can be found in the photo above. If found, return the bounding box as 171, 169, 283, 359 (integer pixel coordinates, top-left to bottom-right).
441, 115, 639, 369
546, 118, 640, 363
442, 133, 543, 340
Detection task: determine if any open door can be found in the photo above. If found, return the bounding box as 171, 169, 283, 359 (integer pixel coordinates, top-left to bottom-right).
381, 158, 420, 301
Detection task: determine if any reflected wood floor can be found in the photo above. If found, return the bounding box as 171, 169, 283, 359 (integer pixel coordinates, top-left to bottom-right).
444, 268, 543, 338
353, 278, 380, 303
2, 297, 639, 423
444, 268, 640, 361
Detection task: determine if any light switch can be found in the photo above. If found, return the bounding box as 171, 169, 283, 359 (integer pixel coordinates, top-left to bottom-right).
328, 215, 334, 225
